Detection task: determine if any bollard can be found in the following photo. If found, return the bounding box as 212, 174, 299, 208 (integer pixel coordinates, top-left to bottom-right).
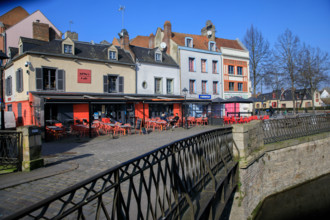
16, 126, 44, 171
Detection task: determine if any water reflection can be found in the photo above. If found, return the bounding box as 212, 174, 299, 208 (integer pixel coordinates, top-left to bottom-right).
255, 174, 330, 220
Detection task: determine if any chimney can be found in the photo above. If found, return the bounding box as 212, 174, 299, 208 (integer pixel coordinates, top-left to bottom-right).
33, 21, 49, 41
149, 33, 155, 49
201, 20, 216, 42
64, 31, 78, 41
119, 29, 129, 51
162, 21, 171, 54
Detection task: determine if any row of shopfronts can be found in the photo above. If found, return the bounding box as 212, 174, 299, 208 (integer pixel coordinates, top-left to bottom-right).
25, 92, 218, 129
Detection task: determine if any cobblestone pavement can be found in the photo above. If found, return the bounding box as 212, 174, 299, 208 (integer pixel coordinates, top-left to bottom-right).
0, 126, 221, 219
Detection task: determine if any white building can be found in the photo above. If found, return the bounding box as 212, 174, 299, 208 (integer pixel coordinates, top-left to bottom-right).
131, 46, 180, 95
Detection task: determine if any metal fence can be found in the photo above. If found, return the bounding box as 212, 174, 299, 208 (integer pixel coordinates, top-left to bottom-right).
6, 127, 236, 220
0, 131, 22, 172
262, 114, 330, 144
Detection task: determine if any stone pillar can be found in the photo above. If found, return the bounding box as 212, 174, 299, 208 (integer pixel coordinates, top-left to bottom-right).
232, 121, 264, 159
17, 126, 44, 171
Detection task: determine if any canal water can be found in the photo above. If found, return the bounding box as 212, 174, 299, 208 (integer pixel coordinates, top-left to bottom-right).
255, 173, 330, 220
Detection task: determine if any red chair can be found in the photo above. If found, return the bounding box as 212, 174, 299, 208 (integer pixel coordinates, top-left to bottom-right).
230, 116, 237, 124
223, 116, 230, 124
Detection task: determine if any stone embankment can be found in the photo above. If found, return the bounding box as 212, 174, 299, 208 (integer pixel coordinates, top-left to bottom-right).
230, 121, 330, 219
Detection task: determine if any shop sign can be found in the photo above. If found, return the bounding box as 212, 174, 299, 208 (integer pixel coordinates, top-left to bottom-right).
199, 94, 211, 99
78, 69, 91, 83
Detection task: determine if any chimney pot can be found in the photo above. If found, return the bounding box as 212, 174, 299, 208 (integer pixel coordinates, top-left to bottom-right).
162, 21, 172, 54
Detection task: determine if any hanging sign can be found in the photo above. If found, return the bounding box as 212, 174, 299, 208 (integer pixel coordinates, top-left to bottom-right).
77, 69, 91, 83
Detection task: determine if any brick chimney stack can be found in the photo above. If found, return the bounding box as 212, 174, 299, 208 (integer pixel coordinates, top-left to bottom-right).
162, 21, 171, 54
119, 29, 130, 51
149, 33, 155, 49
64, 31, 78, 41
201, 20, 216, 42
33, 20, 49, 42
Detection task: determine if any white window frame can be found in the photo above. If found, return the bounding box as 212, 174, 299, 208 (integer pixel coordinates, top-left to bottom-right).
185, 37, 193, 48
109, 50, 117, 60
155, 52, 162, 62
208, 41, 216, 51
166, 78, 174, 94
64, 44, 73, 54
154, 77, 162, 94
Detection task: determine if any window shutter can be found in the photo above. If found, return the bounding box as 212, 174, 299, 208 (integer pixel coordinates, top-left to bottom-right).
194, 59, 196, 72
5, 78, 8, 96
103, 75, 108, 93
119, 76, 124, 93
16, 69, 23, 92
17, 103, 22, 124
56, 69, 65, 91
36, 68, 43, 91
9, 77, 12, 96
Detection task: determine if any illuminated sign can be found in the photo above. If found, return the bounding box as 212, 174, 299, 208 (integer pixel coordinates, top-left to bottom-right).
78, 69, 91, 83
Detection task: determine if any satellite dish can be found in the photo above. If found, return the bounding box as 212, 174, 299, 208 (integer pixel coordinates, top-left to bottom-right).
160, 42, 167, 49
207, 30, 212, 36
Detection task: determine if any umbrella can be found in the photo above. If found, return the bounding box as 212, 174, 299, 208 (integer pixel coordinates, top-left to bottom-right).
211, 97, 225, 103
222, 96, 253, 103
222, 96, 253, 116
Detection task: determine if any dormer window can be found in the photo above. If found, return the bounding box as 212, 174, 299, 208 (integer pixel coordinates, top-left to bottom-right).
209, 41, 216, 51
108, 45, 118, 61
155, 52, 162, 62
109, 50, 117, 60
185, 37, 193, 48
64, 44, 72, 54
62, 37, 75, 55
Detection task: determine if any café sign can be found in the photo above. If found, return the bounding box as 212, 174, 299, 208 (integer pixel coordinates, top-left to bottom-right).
77, 69, 91, 83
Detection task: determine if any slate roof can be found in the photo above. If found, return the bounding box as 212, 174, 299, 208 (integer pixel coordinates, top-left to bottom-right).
16, 37, 134, 65
257, 89, 313, 101
130, 46, 178, 67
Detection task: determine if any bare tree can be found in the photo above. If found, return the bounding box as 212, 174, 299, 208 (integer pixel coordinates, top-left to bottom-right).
243, 25, 270, 96
274, 29, 300, 113
264, 53, 284, 108
297, 44, 330, 113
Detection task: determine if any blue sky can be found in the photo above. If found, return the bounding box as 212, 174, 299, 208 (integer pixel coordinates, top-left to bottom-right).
1, 0, 329, 56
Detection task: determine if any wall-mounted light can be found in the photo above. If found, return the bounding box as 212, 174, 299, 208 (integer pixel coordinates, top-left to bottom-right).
25, 61, 31, 67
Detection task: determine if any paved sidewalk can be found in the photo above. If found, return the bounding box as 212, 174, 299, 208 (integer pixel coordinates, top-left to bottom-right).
0, 126, 220, 219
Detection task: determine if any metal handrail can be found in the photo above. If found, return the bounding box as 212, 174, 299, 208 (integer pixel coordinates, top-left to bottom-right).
262, 114, 330, 144
5, 127, 234, 220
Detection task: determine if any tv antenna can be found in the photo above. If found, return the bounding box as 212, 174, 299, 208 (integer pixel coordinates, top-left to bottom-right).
118, 5, 125, 29
69, 20, 73, 32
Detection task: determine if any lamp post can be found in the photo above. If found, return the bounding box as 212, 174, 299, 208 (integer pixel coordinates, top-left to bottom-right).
0, 50, 9, 130
182, 88, 188, 129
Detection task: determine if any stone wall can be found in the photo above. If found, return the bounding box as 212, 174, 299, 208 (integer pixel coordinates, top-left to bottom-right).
230, 134, 330, 219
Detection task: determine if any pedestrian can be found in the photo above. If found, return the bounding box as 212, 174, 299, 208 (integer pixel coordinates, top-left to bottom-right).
269, 106, 274, 117
170, 113, 180, 130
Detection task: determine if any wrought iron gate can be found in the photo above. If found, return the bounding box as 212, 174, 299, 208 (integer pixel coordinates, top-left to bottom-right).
0, 131, 22, 172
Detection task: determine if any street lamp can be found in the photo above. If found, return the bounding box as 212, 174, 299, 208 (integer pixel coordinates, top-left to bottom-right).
0, 50, 9, 130
182, 87, 188, 129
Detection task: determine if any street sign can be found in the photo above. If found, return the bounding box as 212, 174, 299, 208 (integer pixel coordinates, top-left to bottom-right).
199, 94, 211, 99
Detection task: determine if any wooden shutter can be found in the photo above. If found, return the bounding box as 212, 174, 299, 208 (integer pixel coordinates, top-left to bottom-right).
56, 69, 65, 91
16, 69, 23, 92
17, 102, 22, 124
119, 76, 124, 93
36, 68, 43, 91
103, 75, 108, 93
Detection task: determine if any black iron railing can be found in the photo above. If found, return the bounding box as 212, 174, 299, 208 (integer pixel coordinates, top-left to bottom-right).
262, 114, 330, 144
5, 127, 236, 220
0, 131, 22, 172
